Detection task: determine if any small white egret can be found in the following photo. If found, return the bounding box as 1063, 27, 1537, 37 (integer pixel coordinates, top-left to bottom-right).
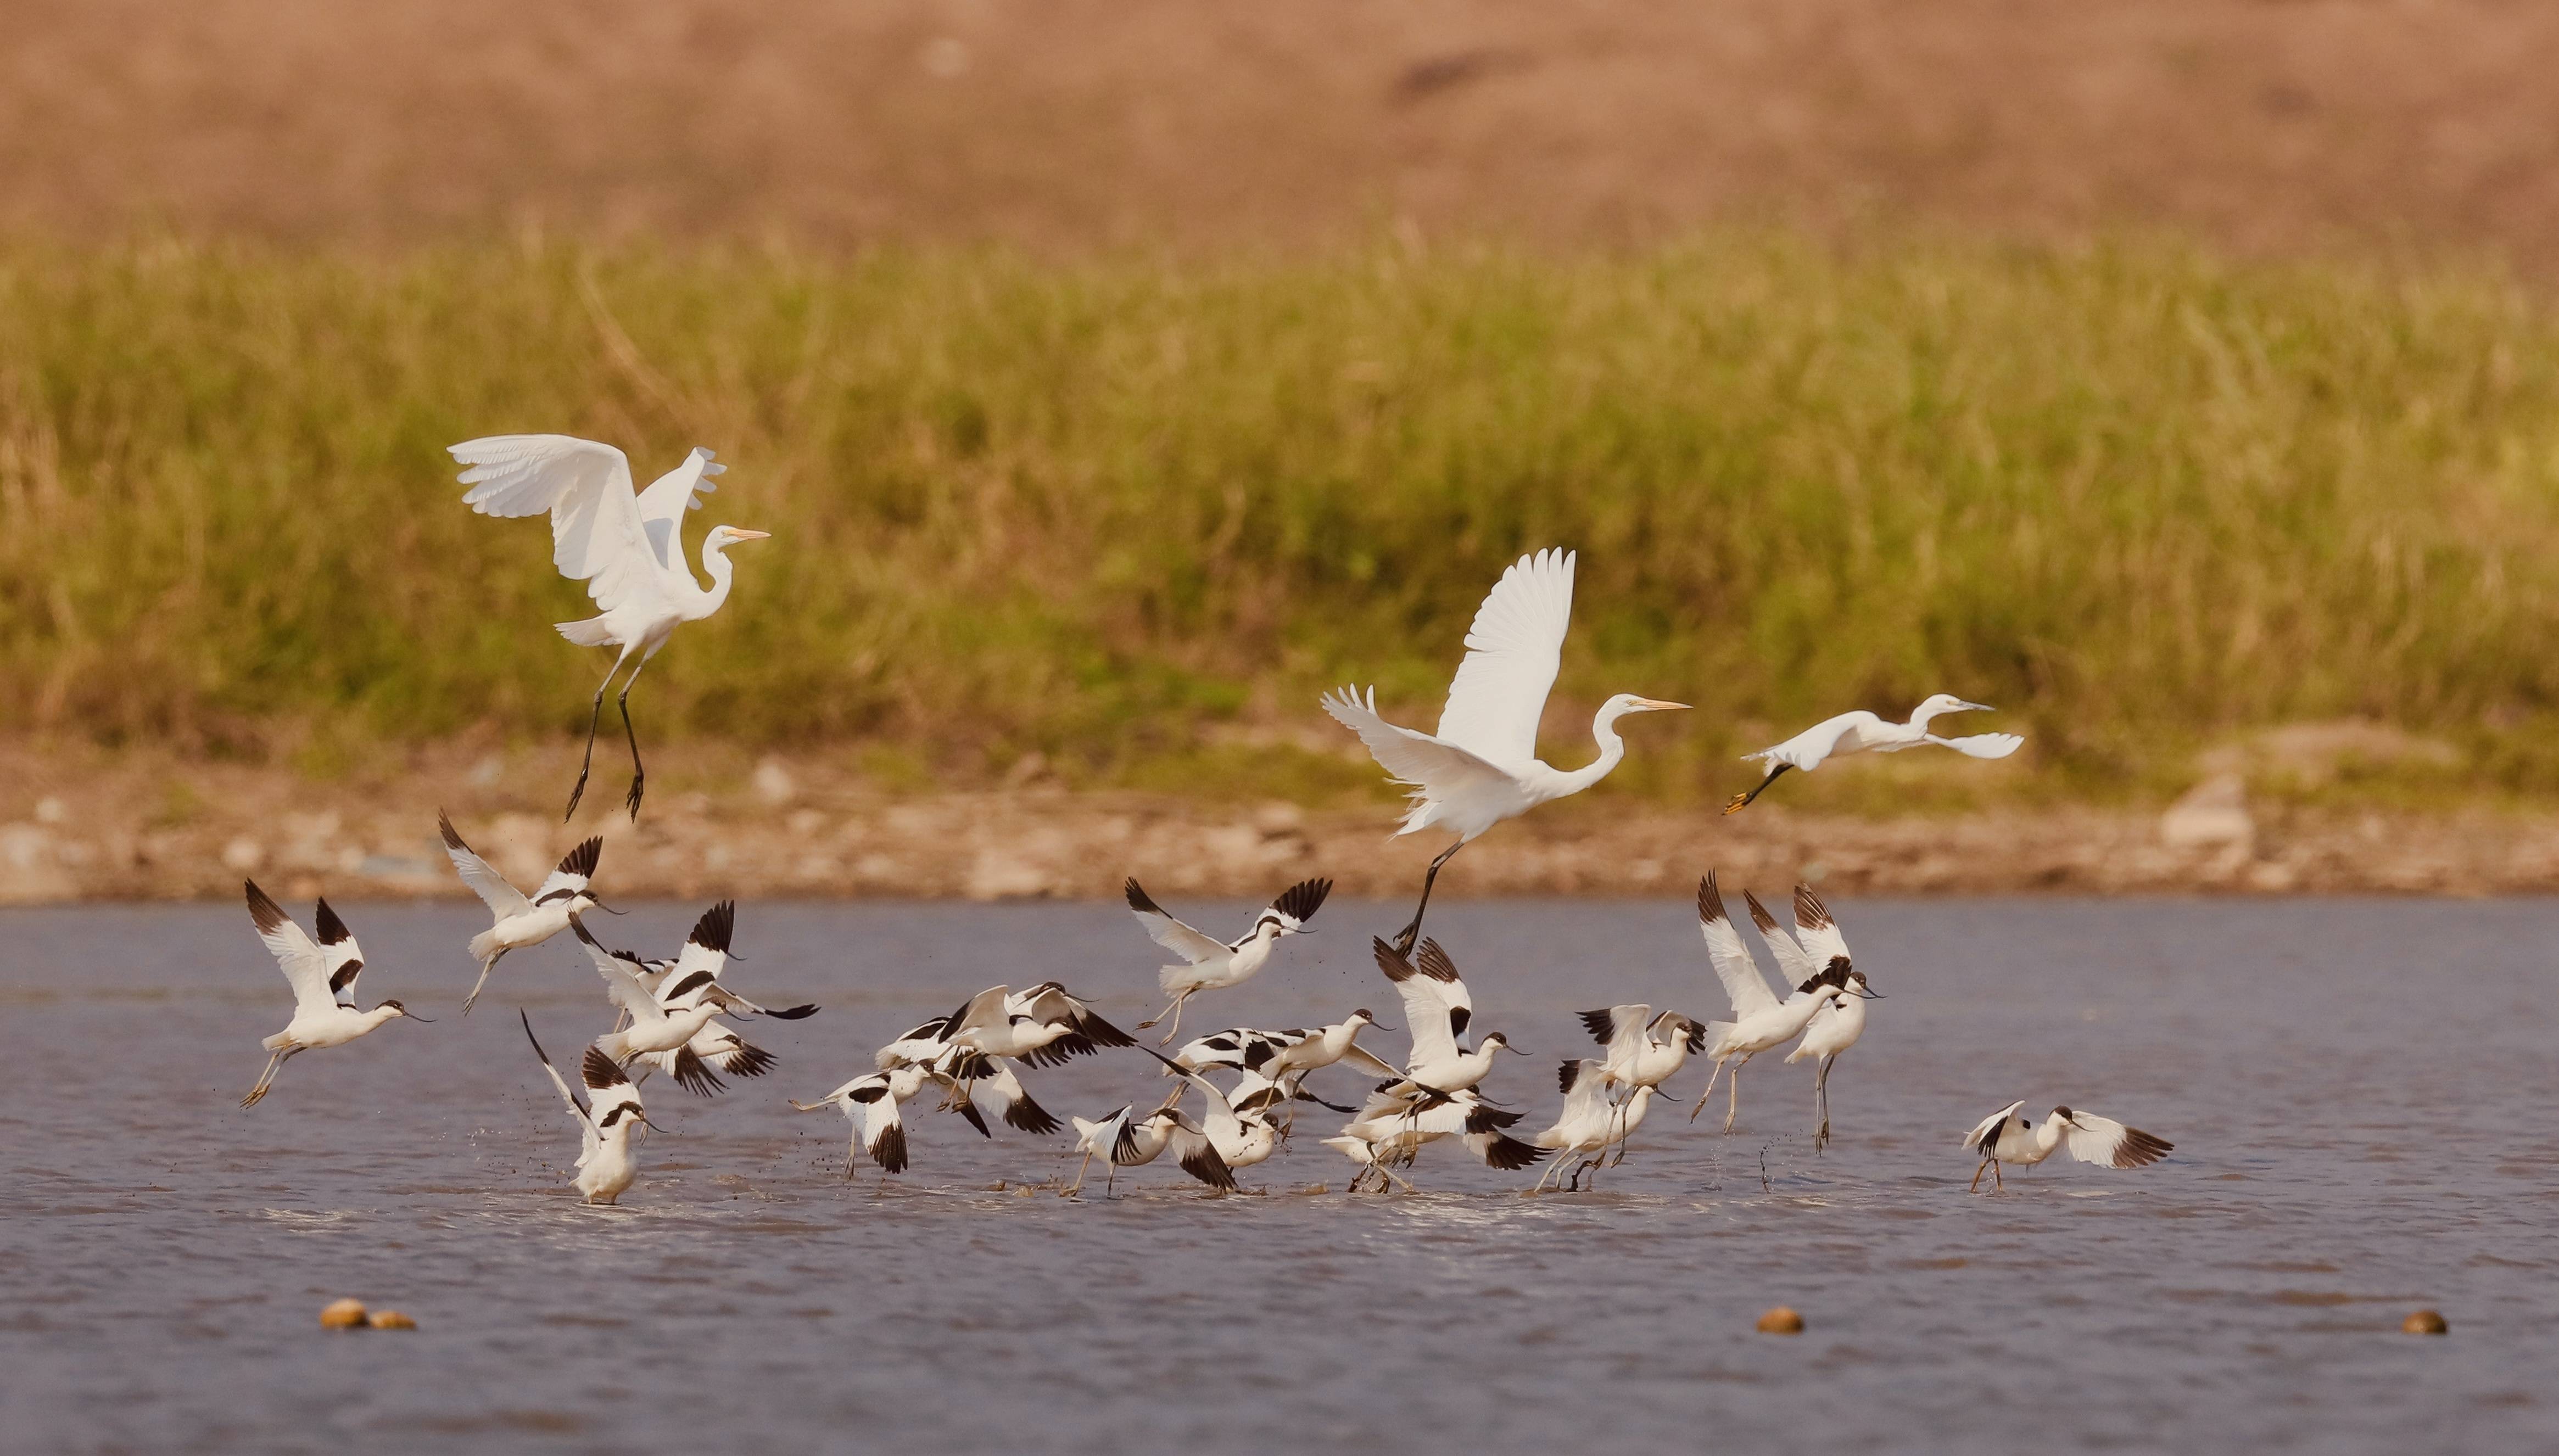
1322, 547, 1686, 953
1725, 695, 2022, 814
1764, 887, 1876, 1149
237, 882, 427, 1108
438, 813, 609, 1015
450, 434, 771, 822
1126, 875, 1332, 1042
1689, 872, 1868, 1132
1372, 937, 1527, 1097
522, 1011, 656, 1205
1962, 1101, 2175, 1192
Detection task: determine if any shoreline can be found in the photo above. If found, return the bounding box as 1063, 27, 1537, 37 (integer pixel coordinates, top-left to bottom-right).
3, 745, 2551, 904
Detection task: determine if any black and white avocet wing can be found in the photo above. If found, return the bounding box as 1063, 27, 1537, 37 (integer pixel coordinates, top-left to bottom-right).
2061, 1110, 2174, 1168
1742, 891, 1818, 987
1578, 1004, 1652, 1059
571, 915, 660, 1022
244, 880, 335, 1018
530, 836, 604, 908
1792, 884, 1854, 985
1697, 873, 1783, 1017
312, 898, 367, 1008
1262, 877, 1334, 934
1161, 1116, 1240, 1192
438, 812, 532, 917
1016, 983, 1138, 1050
1964, 1100, 2029, 1152
1124, 878, 1228, 966
1375, 937, 1474, 1068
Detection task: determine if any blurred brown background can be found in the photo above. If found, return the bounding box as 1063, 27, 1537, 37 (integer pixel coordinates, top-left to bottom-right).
9, 0, 2558, 262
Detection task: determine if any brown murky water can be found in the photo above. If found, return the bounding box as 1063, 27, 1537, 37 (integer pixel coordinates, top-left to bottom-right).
4, 897, 2551, 1452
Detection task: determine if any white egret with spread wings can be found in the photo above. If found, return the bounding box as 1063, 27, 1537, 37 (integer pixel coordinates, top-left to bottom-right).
451, 434, 770, 822
1724, 695, 2021, 814
1322, 548, 1685, 954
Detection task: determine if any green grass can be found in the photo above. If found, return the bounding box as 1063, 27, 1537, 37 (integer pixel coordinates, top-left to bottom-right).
9, 231, 2559, 810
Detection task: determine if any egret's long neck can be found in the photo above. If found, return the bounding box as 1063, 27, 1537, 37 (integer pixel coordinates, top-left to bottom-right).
1551, 705, 1634, 796
687, 539, 740, 620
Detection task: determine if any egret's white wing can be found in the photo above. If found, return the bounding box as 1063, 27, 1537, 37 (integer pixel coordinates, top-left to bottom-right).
2063, 1112, 2174, 1168
1124, 879, 1227, 966
1696, 873, 1781, 1019
1933, 732, 2026, 760
1434, 548, 1576, 769
438, 813, 533, 918
1964, 1100, 2029, 1151
1791, 885, 1853, 979
570, 917, 660, 1022
449, 434, 666, 616
632, 447, 724, 568
312, 899, 367, 1008
1743, 891, 1818, 986
529, 836, 603, 908
244, 881, 336, 1018
1373, 938, 1468, 1067
1746, 711, 1883, 773
1322, 687, 1520, 805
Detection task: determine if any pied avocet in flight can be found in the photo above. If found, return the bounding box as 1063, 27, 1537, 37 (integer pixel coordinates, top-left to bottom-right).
1762, 886, 1875, 1149
624, 901, 818, 1096
1962, 1101, 2175, 1192
569, 914, 759, 1068
1577, 1003, 1702, 1155
1690, 872, 1866, 1132
1372, 937, 1525, 1096
1528, 1058, 1667, 1194
1723, 695, 2022, 814
238, 881, 427, 1108
522, 1011, 657, 1205
1125, 875, 1332, 1042
1326, 1084, 1543, 1194
438, 813, 608, 1014
791, 1065, 936, 1183
450, 434, 770, 822
1323, 548, 1685, 953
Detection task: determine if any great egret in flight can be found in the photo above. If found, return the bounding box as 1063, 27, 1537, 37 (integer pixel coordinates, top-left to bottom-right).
1322, 548, 1686, 954
1724, 695, 2021, 814
450, 434, 771, 822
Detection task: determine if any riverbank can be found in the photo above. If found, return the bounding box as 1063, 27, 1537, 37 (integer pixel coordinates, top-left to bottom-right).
4, 742, 2547, 904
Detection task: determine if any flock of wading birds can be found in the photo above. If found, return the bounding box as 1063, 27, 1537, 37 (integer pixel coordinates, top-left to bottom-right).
229, 434, 2176, 1203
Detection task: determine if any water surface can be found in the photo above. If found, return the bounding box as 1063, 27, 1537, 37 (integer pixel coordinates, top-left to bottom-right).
4, 897, 2552, 1453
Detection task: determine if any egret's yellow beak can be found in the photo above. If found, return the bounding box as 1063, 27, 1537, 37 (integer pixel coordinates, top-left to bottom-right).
728, 528, 773, 541
1634, 698, 1690, 712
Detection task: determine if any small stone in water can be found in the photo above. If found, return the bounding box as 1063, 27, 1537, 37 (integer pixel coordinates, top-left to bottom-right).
319, 1298, 368, 1330
1757, 1306, 1806, 1335
2402, 1309, 2448, 1335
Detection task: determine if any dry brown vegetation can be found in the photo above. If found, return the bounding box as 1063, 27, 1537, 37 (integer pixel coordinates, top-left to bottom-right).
8, 1, 2559, 265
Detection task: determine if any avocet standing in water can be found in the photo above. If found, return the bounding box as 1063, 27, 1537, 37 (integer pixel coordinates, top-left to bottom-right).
522, 1011, 654, 1205
1690, 872, 1863, 1132
1126, 875, 1332, 1042
438, 813, 608, 1014
1322, 548, 1687, 953
237, 882, 427, 1108
1764, 886, 1875, 1149
1723, 695, 2022, 814
1962, 1101, 2174, 1192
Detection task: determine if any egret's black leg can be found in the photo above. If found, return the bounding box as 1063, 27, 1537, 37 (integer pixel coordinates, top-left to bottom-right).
617, 687, 645, 821
1723, 763, 1792, 815
565, 682, 611, 821
1389, 841, 1467, 957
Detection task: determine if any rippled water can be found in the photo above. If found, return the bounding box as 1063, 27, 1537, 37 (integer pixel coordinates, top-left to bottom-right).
5, 895, 2554, 1452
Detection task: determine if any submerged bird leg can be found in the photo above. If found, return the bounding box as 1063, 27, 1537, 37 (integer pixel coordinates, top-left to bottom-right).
1814, 1056, 1835, 1150
1388, 841, 1467, 957
1993, 1159, 2004, 1193
1969, 1157, 1989, 1194
1065, 1149, 1093, 1197
1722, 763, 1792, 815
